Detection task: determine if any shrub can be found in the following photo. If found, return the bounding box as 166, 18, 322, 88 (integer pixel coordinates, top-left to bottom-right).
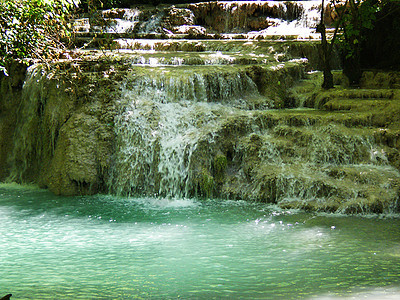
0, 0, 79, 75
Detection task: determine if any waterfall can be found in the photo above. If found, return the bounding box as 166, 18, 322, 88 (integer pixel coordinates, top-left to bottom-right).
2, 1, 399, 214
7, 65, 52, 183
107, 66, 261, 197
6, 56, 398, 213
140, 13, 165, 34
103, 9, 141, 33
253, 1, 322, 38
101, 57, 400, 213
75, 1, 324, 38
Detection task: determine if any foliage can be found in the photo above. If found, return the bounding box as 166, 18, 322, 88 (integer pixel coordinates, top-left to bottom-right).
361, 0, 400, 69
338, 0, 378, 59
79, 0, 125, 11
0, 0, 80, 75
318, 0, 383, 87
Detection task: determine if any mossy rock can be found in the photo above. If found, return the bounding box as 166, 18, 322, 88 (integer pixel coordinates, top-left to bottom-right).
199, 168, 214, 198
212, 154, 227, 183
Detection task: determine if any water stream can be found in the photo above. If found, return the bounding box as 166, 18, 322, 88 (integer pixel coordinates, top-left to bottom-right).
1, 184, 400, 299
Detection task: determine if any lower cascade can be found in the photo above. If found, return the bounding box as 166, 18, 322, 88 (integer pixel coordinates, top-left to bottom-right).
106, 62, 400, 214
108, 64, 263, 198
2, 55, 400, 214
1, 1, 400, 214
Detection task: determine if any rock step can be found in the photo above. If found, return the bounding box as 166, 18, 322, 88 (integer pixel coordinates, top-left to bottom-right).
197, 113, 400, 214
314, 89, 396, 109
270, 164, 400, 214
331, 89, 395, 99
322, 98, 396, 112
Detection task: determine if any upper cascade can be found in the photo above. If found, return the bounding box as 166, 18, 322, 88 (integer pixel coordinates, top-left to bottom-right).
73, 0, 328, 41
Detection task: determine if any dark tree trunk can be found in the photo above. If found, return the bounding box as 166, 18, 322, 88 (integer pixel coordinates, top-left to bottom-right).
317, 0, 334, 89
318, 24, 334, 89
322, 62, 334, 89
342, 0, 362, 86
343, 52, 362, 86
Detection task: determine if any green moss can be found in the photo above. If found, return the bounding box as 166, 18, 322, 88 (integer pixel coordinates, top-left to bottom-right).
199, 168, 214, 198
213, 154, 227, 183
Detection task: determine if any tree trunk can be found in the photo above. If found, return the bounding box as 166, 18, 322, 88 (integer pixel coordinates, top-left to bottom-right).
322, 62, 334, 89
318, 26, 334, 89
318, 0, 334, 89
342, 0, 362, 86
343, 56, 362, 86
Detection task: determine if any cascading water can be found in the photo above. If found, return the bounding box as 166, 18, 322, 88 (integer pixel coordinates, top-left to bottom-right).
5, 46, 399, 212
97, 54, 400, 212
271, 126, 400, 212
253, 0, 322, 37
2, 0, 399, 213
78, 0, 326, 38
104, 9, 141, 33
6, 65, 57, 183
108, 65, 262, 197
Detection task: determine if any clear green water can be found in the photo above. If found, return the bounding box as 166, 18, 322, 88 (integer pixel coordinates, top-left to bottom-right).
1, 184, 400, 299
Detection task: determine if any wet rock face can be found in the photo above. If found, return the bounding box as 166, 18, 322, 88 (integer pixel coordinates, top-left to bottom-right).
162, 7, 207, 36
1, 62, 120, 195
164, 7, 195, 27
0, 63, 26, 180
46, 111, 115, 196
189, 112, 400, 214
